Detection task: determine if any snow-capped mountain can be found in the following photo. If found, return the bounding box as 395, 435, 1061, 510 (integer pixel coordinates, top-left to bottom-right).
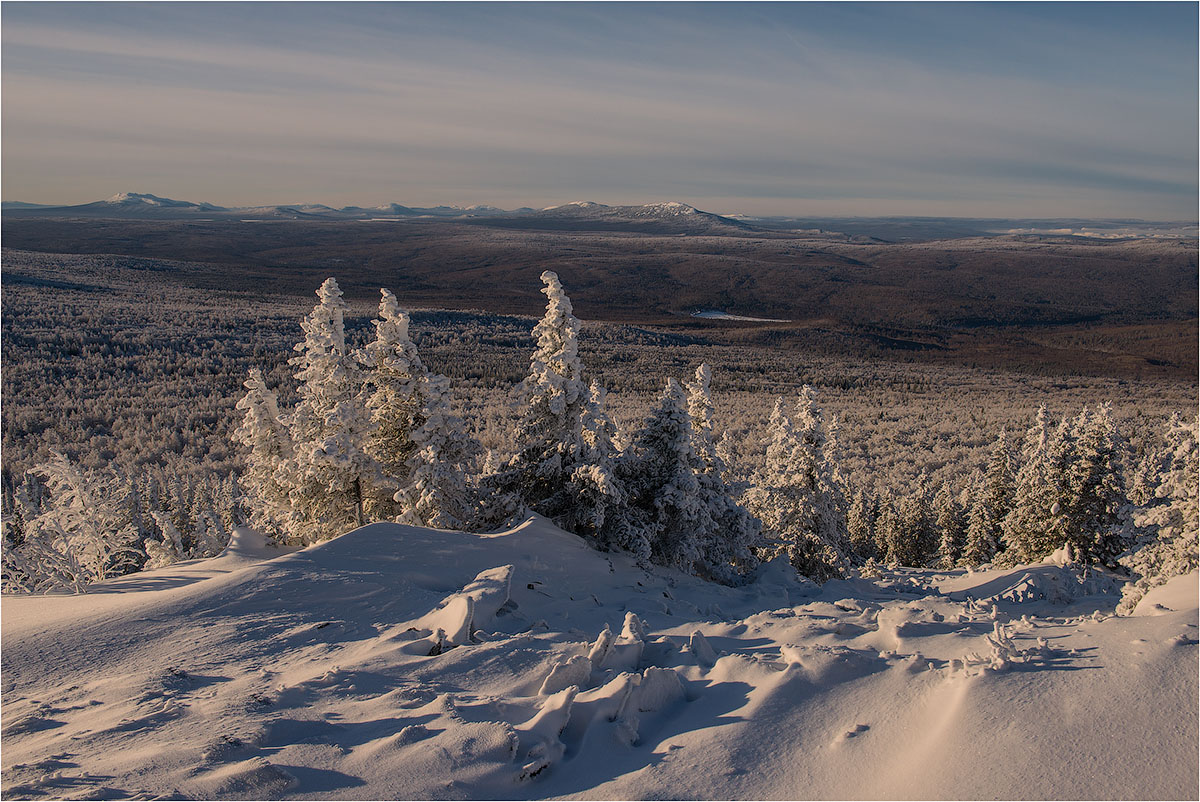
102, 192, 225, 210
524, 201, 754, 233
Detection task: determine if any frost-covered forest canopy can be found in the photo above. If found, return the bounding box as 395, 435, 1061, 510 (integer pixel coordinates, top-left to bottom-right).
2, 248, 1196, 610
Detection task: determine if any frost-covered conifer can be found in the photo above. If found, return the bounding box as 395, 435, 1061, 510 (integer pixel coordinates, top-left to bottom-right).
847, 488, 877, 561
998, 406, 1129, 566
357, 289, 425, 506
286, 278, 392, 543
685, 364, 717, 471
615, 379, 758, 583
982, 428, 1014, 523
568, 382, 626, 544
232, 368, 293, 535
962, 478, 1000, 567
397, 372, 481, 530
1000, 406, 1061, 564
934, 481, 965, 569
744, 388, 849, 582
961, 429, 1013, 566
1061, 404, 1130, 565
879, 483, 933, 567
1119, 414, 1199, 613
875, 500, 902, 567
484, 271, 590, 525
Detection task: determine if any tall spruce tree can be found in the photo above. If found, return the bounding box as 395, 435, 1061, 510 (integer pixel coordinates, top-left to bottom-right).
483, 271, 590, 526
398, 371, 482, 530
961, 428, 1014, 566
847, 488, 877, 562
685, 363, 718, 471
357, 289, 425, 501
962, 477, 1000, 567
1119, 414, 1199, 613
1000, 406, 1060, 564
357, 288, 481, 529
286, 278, 390, 544
1060, 405, 1130, 564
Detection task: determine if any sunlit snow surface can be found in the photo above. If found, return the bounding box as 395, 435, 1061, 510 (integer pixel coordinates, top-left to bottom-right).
2, 518, 1196, 800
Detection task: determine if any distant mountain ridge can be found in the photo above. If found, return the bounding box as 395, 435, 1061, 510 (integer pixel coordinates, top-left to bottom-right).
4, 194, 1194, 240
1, 193, 750, 230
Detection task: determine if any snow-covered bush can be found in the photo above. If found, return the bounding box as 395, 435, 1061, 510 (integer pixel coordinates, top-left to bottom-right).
1, 452, 143, 593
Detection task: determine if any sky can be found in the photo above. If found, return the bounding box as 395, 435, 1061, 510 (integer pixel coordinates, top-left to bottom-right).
3, 2, 1197, 219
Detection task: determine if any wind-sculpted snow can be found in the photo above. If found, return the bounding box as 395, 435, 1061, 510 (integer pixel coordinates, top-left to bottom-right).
1, 517, 1196, 800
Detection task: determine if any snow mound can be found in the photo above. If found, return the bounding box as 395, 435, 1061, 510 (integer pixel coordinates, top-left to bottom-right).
943, 561, 1124, 609
1131, 570, 1199, 616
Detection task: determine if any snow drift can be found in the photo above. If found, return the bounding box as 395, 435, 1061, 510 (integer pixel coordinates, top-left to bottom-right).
2, 517, 1196, 800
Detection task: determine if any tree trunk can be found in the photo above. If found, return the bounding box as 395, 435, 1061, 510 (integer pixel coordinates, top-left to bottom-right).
354, 477, 364, 528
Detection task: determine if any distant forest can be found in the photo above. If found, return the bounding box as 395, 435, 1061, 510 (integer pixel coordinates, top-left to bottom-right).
3, 217, 1196, 380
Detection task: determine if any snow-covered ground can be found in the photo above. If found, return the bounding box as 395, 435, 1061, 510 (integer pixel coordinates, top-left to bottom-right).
2, 518, 1196, 800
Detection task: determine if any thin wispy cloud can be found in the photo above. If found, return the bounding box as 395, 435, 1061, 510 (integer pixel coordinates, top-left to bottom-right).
3, 2, 1196, 217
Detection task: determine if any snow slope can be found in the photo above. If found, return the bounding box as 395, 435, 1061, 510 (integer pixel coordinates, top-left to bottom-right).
2, 518, 1196, 800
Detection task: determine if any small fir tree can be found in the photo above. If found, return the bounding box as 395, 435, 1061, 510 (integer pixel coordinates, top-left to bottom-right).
745, 389, 850, 582
614, 379, 758, 584
232, 368, 294, 535
397, 371, 482, 530
934, 481, 965, 569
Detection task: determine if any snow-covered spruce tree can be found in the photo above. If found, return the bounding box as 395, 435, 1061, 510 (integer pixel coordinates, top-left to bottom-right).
482, 271, 590, 526
567, 381, 627, 545
397, 371, 482, 530
847, 488, 878, 562
960, 428, 1014, 566
285, 278, 392, 544
1059, 404, 1131, 565
614, 378, 759, 584
934, 480, 965, 569
874, 499, 902, 567
232, 368, 294, 535
354, 287, 482, 529
0, 452, 143, 593
1119, 414, 1199, 614
982, 427, 1015, 526
745, 389, 850, 582
685, 363, 717, 471
999, 406, 1063, 565
880, 484, 934, 567
961, 479, 1000, 567
356, 288, 424, 513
